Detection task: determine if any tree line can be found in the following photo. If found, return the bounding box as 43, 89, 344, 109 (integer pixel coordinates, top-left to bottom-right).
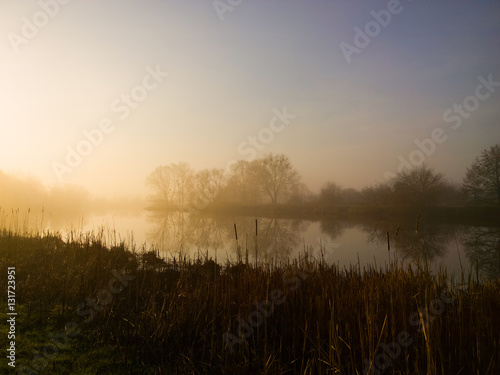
146, 144, 500, 210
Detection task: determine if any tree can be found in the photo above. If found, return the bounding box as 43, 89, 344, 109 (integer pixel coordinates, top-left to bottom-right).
226, 160, 263, 205
361, 183, 393, 206
192, 168, 227, 206
462, 144, 500, 205
319, 182, 343, 205
146, 165, 176, 205
392, 164, 448, 207
287, 182, 312, 204
146, 162, 194, 208
463, 227, 500, 280
258, 154, 300, 204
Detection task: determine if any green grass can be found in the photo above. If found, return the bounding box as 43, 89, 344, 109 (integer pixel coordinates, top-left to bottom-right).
1, 227, 499, 374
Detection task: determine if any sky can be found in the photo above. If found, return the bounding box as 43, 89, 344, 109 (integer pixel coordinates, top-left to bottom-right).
1, 0, 499, 199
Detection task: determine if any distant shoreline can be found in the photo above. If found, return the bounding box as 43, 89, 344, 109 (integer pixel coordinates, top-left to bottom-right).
146, 203, 500, 226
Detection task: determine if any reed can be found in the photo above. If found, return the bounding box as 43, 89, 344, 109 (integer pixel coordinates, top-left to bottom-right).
0, 219, 499, 374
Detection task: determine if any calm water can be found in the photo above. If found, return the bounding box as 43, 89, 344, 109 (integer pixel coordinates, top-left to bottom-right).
42, 209, 500, 281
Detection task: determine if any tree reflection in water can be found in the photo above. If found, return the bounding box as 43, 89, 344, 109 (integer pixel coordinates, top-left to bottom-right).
463, 227, 500, 280
146, 211, 305, 263
146, 211, 500, 280
362, 220, 455, 265
256, 217, 305, 263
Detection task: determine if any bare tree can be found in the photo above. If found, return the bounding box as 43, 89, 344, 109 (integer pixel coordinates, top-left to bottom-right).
171, 162, 194, 208
192, 168, 227, 206
462, 144, 500, 206
226, 160, 263, 204
392, 164, 448, 207
146, 162, 194, 208
361, 183, 393, 206
287, 182, 312, 204
258, 153, 300, 204
146, 165, 176, 205
319, 182, 343, 205
463, 227, 500, 280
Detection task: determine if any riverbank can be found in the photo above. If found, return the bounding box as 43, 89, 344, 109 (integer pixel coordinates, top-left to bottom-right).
1, 230, 499, 374
147, 202, 500, 226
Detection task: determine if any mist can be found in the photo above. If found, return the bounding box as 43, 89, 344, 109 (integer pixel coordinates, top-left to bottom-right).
0, 170, 144, 230
1, 1, 499, 199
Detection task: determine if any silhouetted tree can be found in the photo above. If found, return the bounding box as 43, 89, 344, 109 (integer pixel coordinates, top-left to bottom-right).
463, 227, 500, 280
462, 144, 500, 205
146, 165, 176, 205
191, 168, 227, 206
319, 182, 343, 205
287, 182, 312, 204
392, 164, 448, 207
172, 162, 194, 207
258, 153, 300, 204
146, 162, 194, 208
361, 183, 393, 206
340, 188, 362, 205
226, 160, 263, 204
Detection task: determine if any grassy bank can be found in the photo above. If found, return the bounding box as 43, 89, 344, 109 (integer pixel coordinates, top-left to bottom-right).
1, 229, 499, 374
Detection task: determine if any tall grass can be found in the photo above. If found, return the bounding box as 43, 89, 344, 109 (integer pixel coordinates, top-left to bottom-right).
0, 213, 499, 374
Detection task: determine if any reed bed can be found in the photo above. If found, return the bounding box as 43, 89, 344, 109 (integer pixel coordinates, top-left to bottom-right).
0, 222, 499, 374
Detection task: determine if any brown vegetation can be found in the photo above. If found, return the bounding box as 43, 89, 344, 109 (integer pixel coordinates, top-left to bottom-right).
1, 226, 499, 374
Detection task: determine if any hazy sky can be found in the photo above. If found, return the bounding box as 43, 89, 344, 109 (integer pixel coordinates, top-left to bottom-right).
1, 0, 499, 198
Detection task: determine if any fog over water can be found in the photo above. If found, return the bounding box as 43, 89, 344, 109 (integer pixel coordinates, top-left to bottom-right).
1, 2, 499, 282
1, 1, 499, 198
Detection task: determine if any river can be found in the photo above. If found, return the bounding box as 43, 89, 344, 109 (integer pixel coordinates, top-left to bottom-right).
33, 209, 499, 281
